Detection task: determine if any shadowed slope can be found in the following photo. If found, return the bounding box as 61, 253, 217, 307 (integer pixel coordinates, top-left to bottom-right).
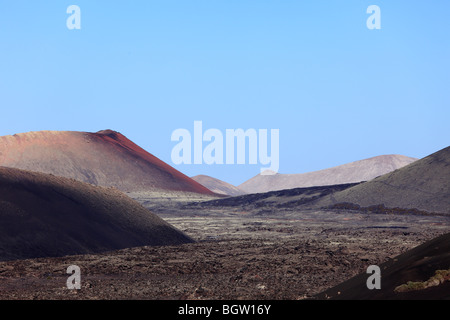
315, 232, 450, 300
191, 175, 247, 196
312, 146, 450, 215
239, 155, 417, 194
0, 130, 215, 195
0, 166, 193, 262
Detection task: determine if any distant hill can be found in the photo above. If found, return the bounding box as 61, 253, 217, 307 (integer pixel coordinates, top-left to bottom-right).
239, 154, 418, 193
0, 166, 193, 262
312, 146, 450, 215
191, 175, 247, 196
0, 130, 214, 195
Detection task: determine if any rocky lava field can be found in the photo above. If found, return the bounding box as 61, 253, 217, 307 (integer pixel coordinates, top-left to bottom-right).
0, 204, 448, 300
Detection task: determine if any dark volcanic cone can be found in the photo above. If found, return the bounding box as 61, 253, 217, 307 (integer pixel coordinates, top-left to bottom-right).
0, 166, 193, 262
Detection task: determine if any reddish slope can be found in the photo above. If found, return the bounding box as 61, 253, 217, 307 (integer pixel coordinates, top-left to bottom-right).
0, 130, 214, 195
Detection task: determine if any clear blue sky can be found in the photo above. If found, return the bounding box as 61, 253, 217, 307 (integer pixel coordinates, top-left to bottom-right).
0, 1, 449, 186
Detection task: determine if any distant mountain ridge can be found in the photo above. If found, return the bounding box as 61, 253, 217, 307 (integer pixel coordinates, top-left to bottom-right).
0, 130, 215, 195
239, 154, 418, 193
311, 146, 450, 215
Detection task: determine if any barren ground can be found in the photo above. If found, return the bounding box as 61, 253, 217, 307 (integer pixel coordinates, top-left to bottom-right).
0, 196, 449, 300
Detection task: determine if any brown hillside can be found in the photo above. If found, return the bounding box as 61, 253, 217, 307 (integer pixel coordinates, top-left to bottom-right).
191, 175, 246, 196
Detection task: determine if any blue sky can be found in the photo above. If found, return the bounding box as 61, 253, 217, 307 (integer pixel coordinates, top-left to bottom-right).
0, 1, 449, 186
